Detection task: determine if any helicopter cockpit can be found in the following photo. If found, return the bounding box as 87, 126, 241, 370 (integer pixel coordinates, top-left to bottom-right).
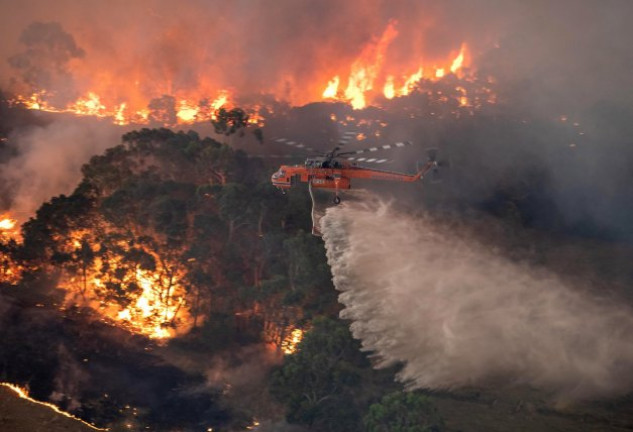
305, 157, 342, 169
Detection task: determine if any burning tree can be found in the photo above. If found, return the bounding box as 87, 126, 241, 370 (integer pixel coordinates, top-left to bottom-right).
6, 128, 327, 347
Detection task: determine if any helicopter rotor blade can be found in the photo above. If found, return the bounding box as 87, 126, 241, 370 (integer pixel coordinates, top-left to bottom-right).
273, 137, 315, 153
345, 157, 392, 164
330, 130, 360, 155
336, 131, 359, 148
248, 154, 303, 159
338, 141, 412, 157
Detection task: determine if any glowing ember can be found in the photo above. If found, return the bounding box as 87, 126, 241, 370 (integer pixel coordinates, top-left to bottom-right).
0, 382, 107, 431
245, 419, 261, 430
456, 86, 470, 106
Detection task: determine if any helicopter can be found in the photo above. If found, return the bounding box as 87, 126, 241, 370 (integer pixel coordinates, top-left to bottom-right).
270, 139, 442, 204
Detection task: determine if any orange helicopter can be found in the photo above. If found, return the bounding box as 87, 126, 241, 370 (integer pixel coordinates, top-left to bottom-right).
271, 139, 442, 204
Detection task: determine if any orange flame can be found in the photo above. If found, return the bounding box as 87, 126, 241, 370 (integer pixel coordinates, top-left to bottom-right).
61, 229, 194, 340
10, 21, 474, 122
0, 213, 20, 241
14, 89, 233, 127
281, 328, 304, 354
322, 76, 340, 99
0, 216, 16, 231
342, 20, 399, 109
112, 268, 190, 340
383, 75, 395, 100
450, 44, 466, 74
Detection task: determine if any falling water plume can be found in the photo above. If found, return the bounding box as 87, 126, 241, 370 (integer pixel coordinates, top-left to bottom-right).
321, 196, 633, 400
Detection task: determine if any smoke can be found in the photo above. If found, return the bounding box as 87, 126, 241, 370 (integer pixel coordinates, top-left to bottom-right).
321, 197, 633, 400
50, 343, 89, 412
0, 118, 125, 221
8, 21, 84, 100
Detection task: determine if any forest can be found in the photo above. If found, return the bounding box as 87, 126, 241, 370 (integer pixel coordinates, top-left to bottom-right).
3, 84, 633, 431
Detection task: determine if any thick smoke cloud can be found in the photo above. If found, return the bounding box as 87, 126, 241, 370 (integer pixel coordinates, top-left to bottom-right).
8, 21, 84, 100
1, 118, 125, 221
322, 197, 633, 400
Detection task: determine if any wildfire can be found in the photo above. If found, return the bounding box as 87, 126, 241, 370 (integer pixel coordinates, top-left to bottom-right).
322, 76, 340, 99
112, 268, 189, 340
60, 229, 194, 341
0, 215, 16, 231
450, 44, 466, 74
281, 328, 304, 355
0, 213, 19, 240
0, 382, 107, 431
0, 213, 23, 284
13, 90, 233, 127
8, 19, 476, 123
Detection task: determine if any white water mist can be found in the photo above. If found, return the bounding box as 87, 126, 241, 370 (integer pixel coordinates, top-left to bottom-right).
321, 197, 633, 399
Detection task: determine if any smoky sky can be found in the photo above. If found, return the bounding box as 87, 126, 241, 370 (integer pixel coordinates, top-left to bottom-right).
1, 0, 631, 107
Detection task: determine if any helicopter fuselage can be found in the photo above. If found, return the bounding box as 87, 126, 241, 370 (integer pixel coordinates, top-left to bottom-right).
271, 160, 427, 192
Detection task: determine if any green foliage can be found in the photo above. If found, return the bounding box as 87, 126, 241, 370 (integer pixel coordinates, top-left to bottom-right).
364, 391, 444, 432
283, 232, 331, 293
270, 317, 370, 431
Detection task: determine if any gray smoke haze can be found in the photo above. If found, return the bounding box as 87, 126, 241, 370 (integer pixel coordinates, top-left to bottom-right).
1, 118, 124, 222
321, 197, 633, 400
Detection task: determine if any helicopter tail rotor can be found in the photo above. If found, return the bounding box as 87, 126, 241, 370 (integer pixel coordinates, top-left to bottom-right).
418, 148, 449, 183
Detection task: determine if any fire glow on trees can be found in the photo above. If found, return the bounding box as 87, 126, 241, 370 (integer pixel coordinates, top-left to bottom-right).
59, 227, 194, 340
0, 213, 18, 238
6, 18, 474, 125
281, 328, 304, 355
0, 213, 23, 284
